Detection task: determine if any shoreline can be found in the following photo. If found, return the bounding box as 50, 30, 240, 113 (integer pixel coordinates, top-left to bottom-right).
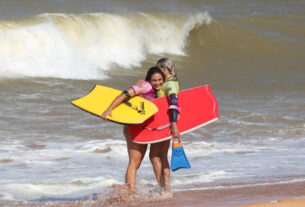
2, 179, 304, 207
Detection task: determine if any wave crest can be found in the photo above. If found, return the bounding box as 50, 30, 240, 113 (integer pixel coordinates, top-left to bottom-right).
0, 12, 212, 79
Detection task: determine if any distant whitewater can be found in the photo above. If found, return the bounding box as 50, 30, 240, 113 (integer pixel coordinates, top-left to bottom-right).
0, 12, 212, 79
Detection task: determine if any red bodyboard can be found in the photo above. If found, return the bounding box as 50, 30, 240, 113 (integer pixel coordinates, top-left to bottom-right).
128, 85, 219, 144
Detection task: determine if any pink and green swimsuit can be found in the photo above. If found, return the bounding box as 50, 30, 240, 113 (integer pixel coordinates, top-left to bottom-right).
130, 81, 156, 101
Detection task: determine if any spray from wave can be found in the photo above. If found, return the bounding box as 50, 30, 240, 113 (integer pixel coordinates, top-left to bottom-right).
0, 12, 212, 79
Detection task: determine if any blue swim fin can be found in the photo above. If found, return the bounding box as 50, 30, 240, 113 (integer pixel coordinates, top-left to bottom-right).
171, 139, 191, 171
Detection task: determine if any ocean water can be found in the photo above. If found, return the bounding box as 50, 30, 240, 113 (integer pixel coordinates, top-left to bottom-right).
0, 0, 305, 203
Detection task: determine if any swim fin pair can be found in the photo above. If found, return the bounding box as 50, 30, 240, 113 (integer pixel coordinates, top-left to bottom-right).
171, 138, 191, 171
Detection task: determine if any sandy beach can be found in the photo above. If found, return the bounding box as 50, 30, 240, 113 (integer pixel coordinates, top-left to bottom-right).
240, 198, 305, 207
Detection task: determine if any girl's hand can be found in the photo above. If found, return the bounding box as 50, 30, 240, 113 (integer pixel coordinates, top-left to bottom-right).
170, 122, 180, 139
135, 79, 146, 88
101, 110, 112, 120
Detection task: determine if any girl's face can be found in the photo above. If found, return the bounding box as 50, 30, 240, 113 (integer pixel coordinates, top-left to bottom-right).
149, 73, 163, 90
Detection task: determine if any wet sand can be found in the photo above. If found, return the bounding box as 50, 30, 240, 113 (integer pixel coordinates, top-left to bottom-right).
168, 180, 305, 207
4, 180, 304, 207
239, 197, 305, 207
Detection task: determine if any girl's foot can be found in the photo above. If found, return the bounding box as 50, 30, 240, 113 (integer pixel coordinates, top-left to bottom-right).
160, 191, 173, 199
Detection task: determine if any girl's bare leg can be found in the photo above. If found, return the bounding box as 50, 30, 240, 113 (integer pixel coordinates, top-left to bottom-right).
124, 126, 147, 194
150, 139, 172, 197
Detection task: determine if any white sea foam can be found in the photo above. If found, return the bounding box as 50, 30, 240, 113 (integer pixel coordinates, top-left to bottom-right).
0, 193, 15, 201
182, 140, 264, 158
78, 139, 127, 157
0, 22, 101, 79
0, 12, 212, 79
175, 178, 305, 192
1, 133, 303, 201
138, 170, 230, 187
171, 171, 230, 185
0, 177, 121, 201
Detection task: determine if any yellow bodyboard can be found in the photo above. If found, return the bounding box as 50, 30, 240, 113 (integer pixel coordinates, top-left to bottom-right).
71, 85, 158, 125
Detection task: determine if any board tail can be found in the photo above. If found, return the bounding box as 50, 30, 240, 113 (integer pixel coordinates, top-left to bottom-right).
171, 139, 191, 171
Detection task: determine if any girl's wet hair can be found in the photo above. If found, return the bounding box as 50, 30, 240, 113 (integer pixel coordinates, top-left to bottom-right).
145, 66, 165, 81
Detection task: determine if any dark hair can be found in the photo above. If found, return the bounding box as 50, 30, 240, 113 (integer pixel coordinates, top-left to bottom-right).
145, 66, 165, 82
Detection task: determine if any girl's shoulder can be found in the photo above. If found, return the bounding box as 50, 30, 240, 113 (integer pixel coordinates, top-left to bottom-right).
161, 80, 179, 96
139, 81, 152, 91
130, 81, 152, 95
164, 80, 179, 89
